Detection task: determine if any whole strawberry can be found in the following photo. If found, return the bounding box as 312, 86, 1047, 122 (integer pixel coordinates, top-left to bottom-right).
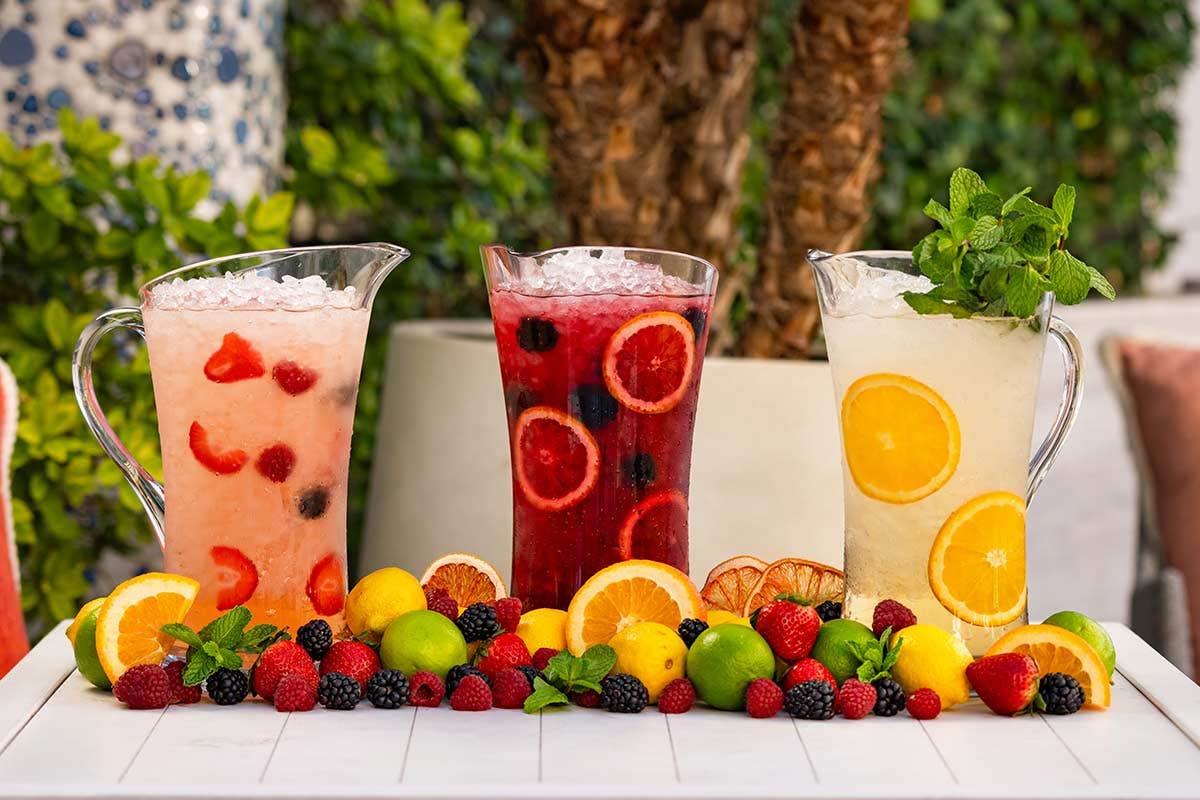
164, 660, 201, 705
838, 678, 877, 720
113, 665, 171, 710
753, 600, 820, 662
965, 653, 1039, 716
657, 678, 695, 714
253, 641, 318, 701
450, 674, 493, 711
872, 599, 918, 638
319, 640, 381, 692
491, 668, 533, 709
745, 678, 784, 718
906, 688, 941, 720
492, 597, 522, 634
475, 632, 532, 678
781, 658, 839, 706
274, 674, 317, 712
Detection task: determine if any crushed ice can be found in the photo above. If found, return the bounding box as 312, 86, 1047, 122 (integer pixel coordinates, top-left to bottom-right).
507, 247, 703, 296
819, 253, 934, 316
147, 272, 359, 311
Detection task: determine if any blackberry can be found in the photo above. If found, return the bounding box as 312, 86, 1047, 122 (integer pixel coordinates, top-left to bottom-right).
296, 619, 333, 660
871, 678, 905, 717
1039, 673, 1084, 715
600, 673, 649, 713
517, 317, 559, 352
681, 307, 707, 342
206, 667, 249, 706
318, 672, 362, 710
677, 618, 709, 648
569, 384, 619, 430
516, 664, 544, 690
456, 603, 500, 643
814, 601, 842, 622
784, 680, 835, 720
366, 670, 409, 709
297, 486, 329, 519
446, 664, 491, 695
622, 453, 657, 488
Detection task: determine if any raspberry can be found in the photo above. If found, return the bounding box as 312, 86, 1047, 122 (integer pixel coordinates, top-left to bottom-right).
657, 678, 695, 714
366, 670, 409, 709
571, 689, 601, 708
492, 597, 522, 633
206, 667, 249, 705
600, 674, 648, 713
871, 599, 917, 638
164, 661, 201, 705
906, 688, 941, 720
872, 678, 905, 717
745, 678, 784, 718
427, 593, 459, 621
424, 586, 451, 605
450, 674, 493, 711
253, 640, 318, 701
784, 680, 835, 720
838, 678, 877, 720
1039, 673, 1084, 715
319, 640, 381, 693
446, 664, 490, 695
296, 619, 333, 660
274, 674, 317, 712
255, 443, 296, 483
456, 603, 499, 642
408, 671, 446, 707
492, 668, 533, 709
532, 647, 559, 671
113, 665, 172, 710
677, 618, 708, 648
317, 672, 362, 710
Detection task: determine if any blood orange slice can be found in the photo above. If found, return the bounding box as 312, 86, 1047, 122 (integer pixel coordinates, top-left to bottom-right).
513, 407, 600, 511
617, 489, 688, 562
602, 312, 696, 414
421, 553, 508, 607
741, 558, 845, 616
701, 555, 768, 613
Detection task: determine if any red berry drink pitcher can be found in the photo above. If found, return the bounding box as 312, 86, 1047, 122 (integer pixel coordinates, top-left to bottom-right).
73, 245, 407, 632
482, 245, 718, 610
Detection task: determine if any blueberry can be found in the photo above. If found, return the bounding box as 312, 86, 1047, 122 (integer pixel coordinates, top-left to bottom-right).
622, 453, 656, 488
569, 384, 619, 430
298, 487, 329, 519
681, 308, 707, 343
516, 317, 559, 352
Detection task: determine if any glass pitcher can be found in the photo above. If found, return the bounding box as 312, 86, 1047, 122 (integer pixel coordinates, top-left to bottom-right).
72, 244, 407, 632
809, 249, 1082, 653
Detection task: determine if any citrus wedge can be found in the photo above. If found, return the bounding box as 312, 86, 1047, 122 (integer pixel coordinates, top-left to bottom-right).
565, 559, 705, 655
928, 491, 1027, 627
741, 558, 844, 616
95, 573, 199, 682
421, 553, 508, 608
984, 624, 1111, 709
841, 373, 960, 504
513, 407, 600, 511
602, 312, 696, 414
701, 555, 767, 613
617, 489, 688, 562
66, 596, 106, 645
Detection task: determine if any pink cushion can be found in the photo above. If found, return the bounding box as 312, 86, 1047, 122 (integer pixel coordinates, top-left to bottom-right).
0, 357, 28, 676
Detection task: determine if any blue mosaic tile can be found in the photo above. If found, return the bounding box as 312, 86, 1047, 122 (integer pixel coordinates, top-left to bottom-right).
46, 88, 69, 109
0, 28, 34, 66
65, 19, 86, 39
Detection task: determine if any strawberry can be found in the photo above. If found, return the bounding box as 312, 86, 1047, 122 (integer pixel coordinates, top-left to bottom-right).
271, 360, 319, 396
474, 632, 532, 678
319, 640, 381, 693
188, 421, 247, 475
255, 444, 296, 483
253, 640, 318, 701
492, 597, 522, 633
838, 678, 876, 720
966, 653, 1040, 716
306, 554, 345, 616
274, 674, 316, 712
210, 546, 258, 610
204, 332, 265, 383
782, 657, 838, 706
754, 600, 820, 662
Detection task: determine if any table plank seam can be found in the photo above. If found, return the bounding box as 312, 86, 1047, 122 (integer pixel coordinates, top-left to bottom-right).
0, 664, 73, 758
396, 704, 419, 784
918, 719, 960, 785
117, 705, 168, 783
258, 711, 291, 783
789, 718, 819, 783
663, 716, 681, 784
1039, 714, 1098, 784
537, 710, 543, 784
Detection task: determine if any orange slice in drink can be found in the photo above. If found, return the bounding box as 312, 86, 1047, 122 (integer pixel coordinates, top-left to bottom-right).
513, 407, 600, 511
840, 373, 960, 504
928, 491, 1027, 627
565, 559, 705, 655
701, 555, 768, 613
95, 572, 199, 682
602, 312, 696, 414
617, 490, 688, 561
984, 624, 1111, 709
421, 553, 508, 607
741, 558, 844, 616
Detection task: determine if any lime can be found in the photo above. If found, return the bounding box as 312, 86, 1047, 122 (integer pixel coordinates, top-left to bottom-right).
685, 624, 775, 710
810, 619, 875, 684
72, 607, 112, 690
889, 624, 973, 708
516, 608, 567, 654
610, 621, 688, 703
379, 609, 468, 679
1043, 610, 1116, 678
66, 597, 105, 645
346, 567, 427, 642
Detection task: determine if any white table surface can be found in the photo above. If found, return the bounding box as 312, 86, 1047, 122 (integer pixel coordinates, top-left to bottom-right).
0, 622, 1197, 800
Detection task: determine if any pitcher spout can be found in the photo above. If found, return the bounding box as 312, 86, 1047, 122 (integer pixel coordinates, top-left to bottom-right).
356, 242, 409, 308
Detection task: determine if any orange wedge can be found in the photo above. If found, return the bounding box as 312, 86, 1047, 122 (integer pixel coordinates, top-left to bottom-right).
565, 559, 705, 655
421, 553, 508, 608
741, 558, 844, 616
95, 573, 199, 682
701, 555, 768, 613
984, 624, 1111, 709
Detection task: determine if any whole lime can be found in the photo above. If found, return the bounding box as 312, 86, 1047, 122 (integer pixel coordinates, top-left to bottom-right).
72, 607, 112, 690
380, 609, 468, 679
810, 618, 876, 684
345, 567, 427, 642
685, 624, 775, 710
1043, 610, 1117, 678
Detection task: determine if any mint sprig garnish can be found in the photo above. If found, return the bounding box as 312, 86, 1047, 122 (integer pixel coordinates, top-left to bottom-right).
904, 167, 1116, 319
847, 627, 904, 684
523, 644, 617, 713
161, 605, 288, 686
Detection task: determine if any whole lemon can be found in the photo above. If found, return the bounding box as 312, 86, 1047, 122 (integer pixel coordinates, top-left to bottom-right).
889, 624, 973, 709
345, 567, 426, 642
685, 624, 775, 710
516, 608, 567, 654
380, 610, 468, 679
609, 622, 688, 703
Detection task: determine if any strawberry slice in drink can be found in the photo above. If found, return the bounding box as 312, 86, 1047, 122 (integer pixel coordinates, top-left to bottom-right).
306, 554, 346, 616
271, 360, 319, 396
188, 421, 247, 475
513, 407, 600, 511
203, 333, 266, 383
603, 312, 696, 414
617, 489, 689, 564
255, 443, 296, 483
210, 546, 259, 610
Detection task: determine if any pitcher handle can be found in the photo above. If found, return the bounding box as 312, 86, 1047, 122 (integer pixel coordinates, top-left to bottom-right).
1027, 315, 1084, 502
71, 307, 165, 549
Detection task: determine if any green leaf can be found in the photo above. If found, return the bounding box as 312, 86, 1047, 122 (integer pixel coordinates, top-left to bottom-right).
133, 163, 170, 211
202, 641, 221, 658
967, 216, 1003, 250
948, 167, 988, 216
1001, 187, 1032, 216
524, 677, 569, 714
217, 648, 244, 670
239, 624, 282, 652
968, 191, 1003, 219
183, 650, 218, 687
1004, 266, 1048, 318
300, 126, 339, 176
96, 229, 133, 259
949, 216, 975, 243
197, 605, 252, 649
22, 210, 59, 254
903, 291, 975, 318
161, 623, 204, 649
1047, 250, 1090, 304
33, 185, 76, 222
174, 171, 211, 213
1010, 194, 1060, 226
579, 644, 617, 685
1052, 184, 1076, 235
1086, 262, 1117, 300
922, 199, 954, 228
249, 192, 294, 234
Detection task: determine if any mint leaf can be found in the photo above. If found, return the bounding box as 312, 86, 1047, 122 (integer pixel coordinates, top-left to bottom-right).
1052, 184, 1076, 234
1005, 266, 1048, 318
239, 624, 283, 652
968, 191, 1003, 219
967, 216, 1002, 249
524, 677, 570, 713
923, 199, 953, 228
1001, 187, 1032, 215
902, 291, 974, 318
1010, 194, 1060, 226
579, 644, 616, 685
948, 167, 987, 216
183, 650, 217, 686
212, 606, 252, 649
161, 623, 203, 649
1047, 250, 1089, 304
542, 650, 574, 685
852, 628, 903, 683
1085, 261, 1117, 300
217, 648, 243, 670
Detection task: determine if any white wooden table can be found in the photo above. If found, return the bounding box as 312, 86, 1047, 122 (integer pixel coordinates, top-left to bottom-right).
0, 623, 1198, 799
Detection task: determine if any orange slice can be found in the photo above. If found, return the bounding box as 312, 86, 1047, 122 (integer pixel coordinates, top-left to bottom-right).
421, 553, 508, 607
741, 558, 844, 616
602, 312, 696, 414
617, 489, 688, 562
565, 559, 705, 655
928, 491, 1027, 627
701, 555, 768, 613
840, 373, 960, 504
95, 572, 199, 682
984, 624, 1111, 709
513, 407, 600, 511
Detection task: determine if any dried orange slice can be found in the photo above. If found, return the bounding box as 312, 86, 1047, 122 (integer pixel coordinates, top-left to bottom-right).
617, 489, 688, 562
984, 624, 1111, 709
602, 312, 696, 414
421, 553, 508, 607
928, 490, 1027, 627
701, 555, 768, 613
95, 572, 199, 682
565, 559, 705, 655
741, 558, 844, 616
840, 373, 960, 504
513, 406, 600, 511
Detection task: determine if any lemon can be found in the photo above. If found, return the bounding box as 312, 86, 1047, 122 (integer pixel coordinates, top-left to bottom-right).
1043, 611, 1116, 678
706, 610, 750, 627
345, 567, 427, 642
380, 609, 468, 679
72, 607, 112, 690
809, 619, 875, 684
516, 608, 567, 653
685, 624, 775, 711
889, 624, 972, 709
609, 622, 688, 703
66, 597, 106, 645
